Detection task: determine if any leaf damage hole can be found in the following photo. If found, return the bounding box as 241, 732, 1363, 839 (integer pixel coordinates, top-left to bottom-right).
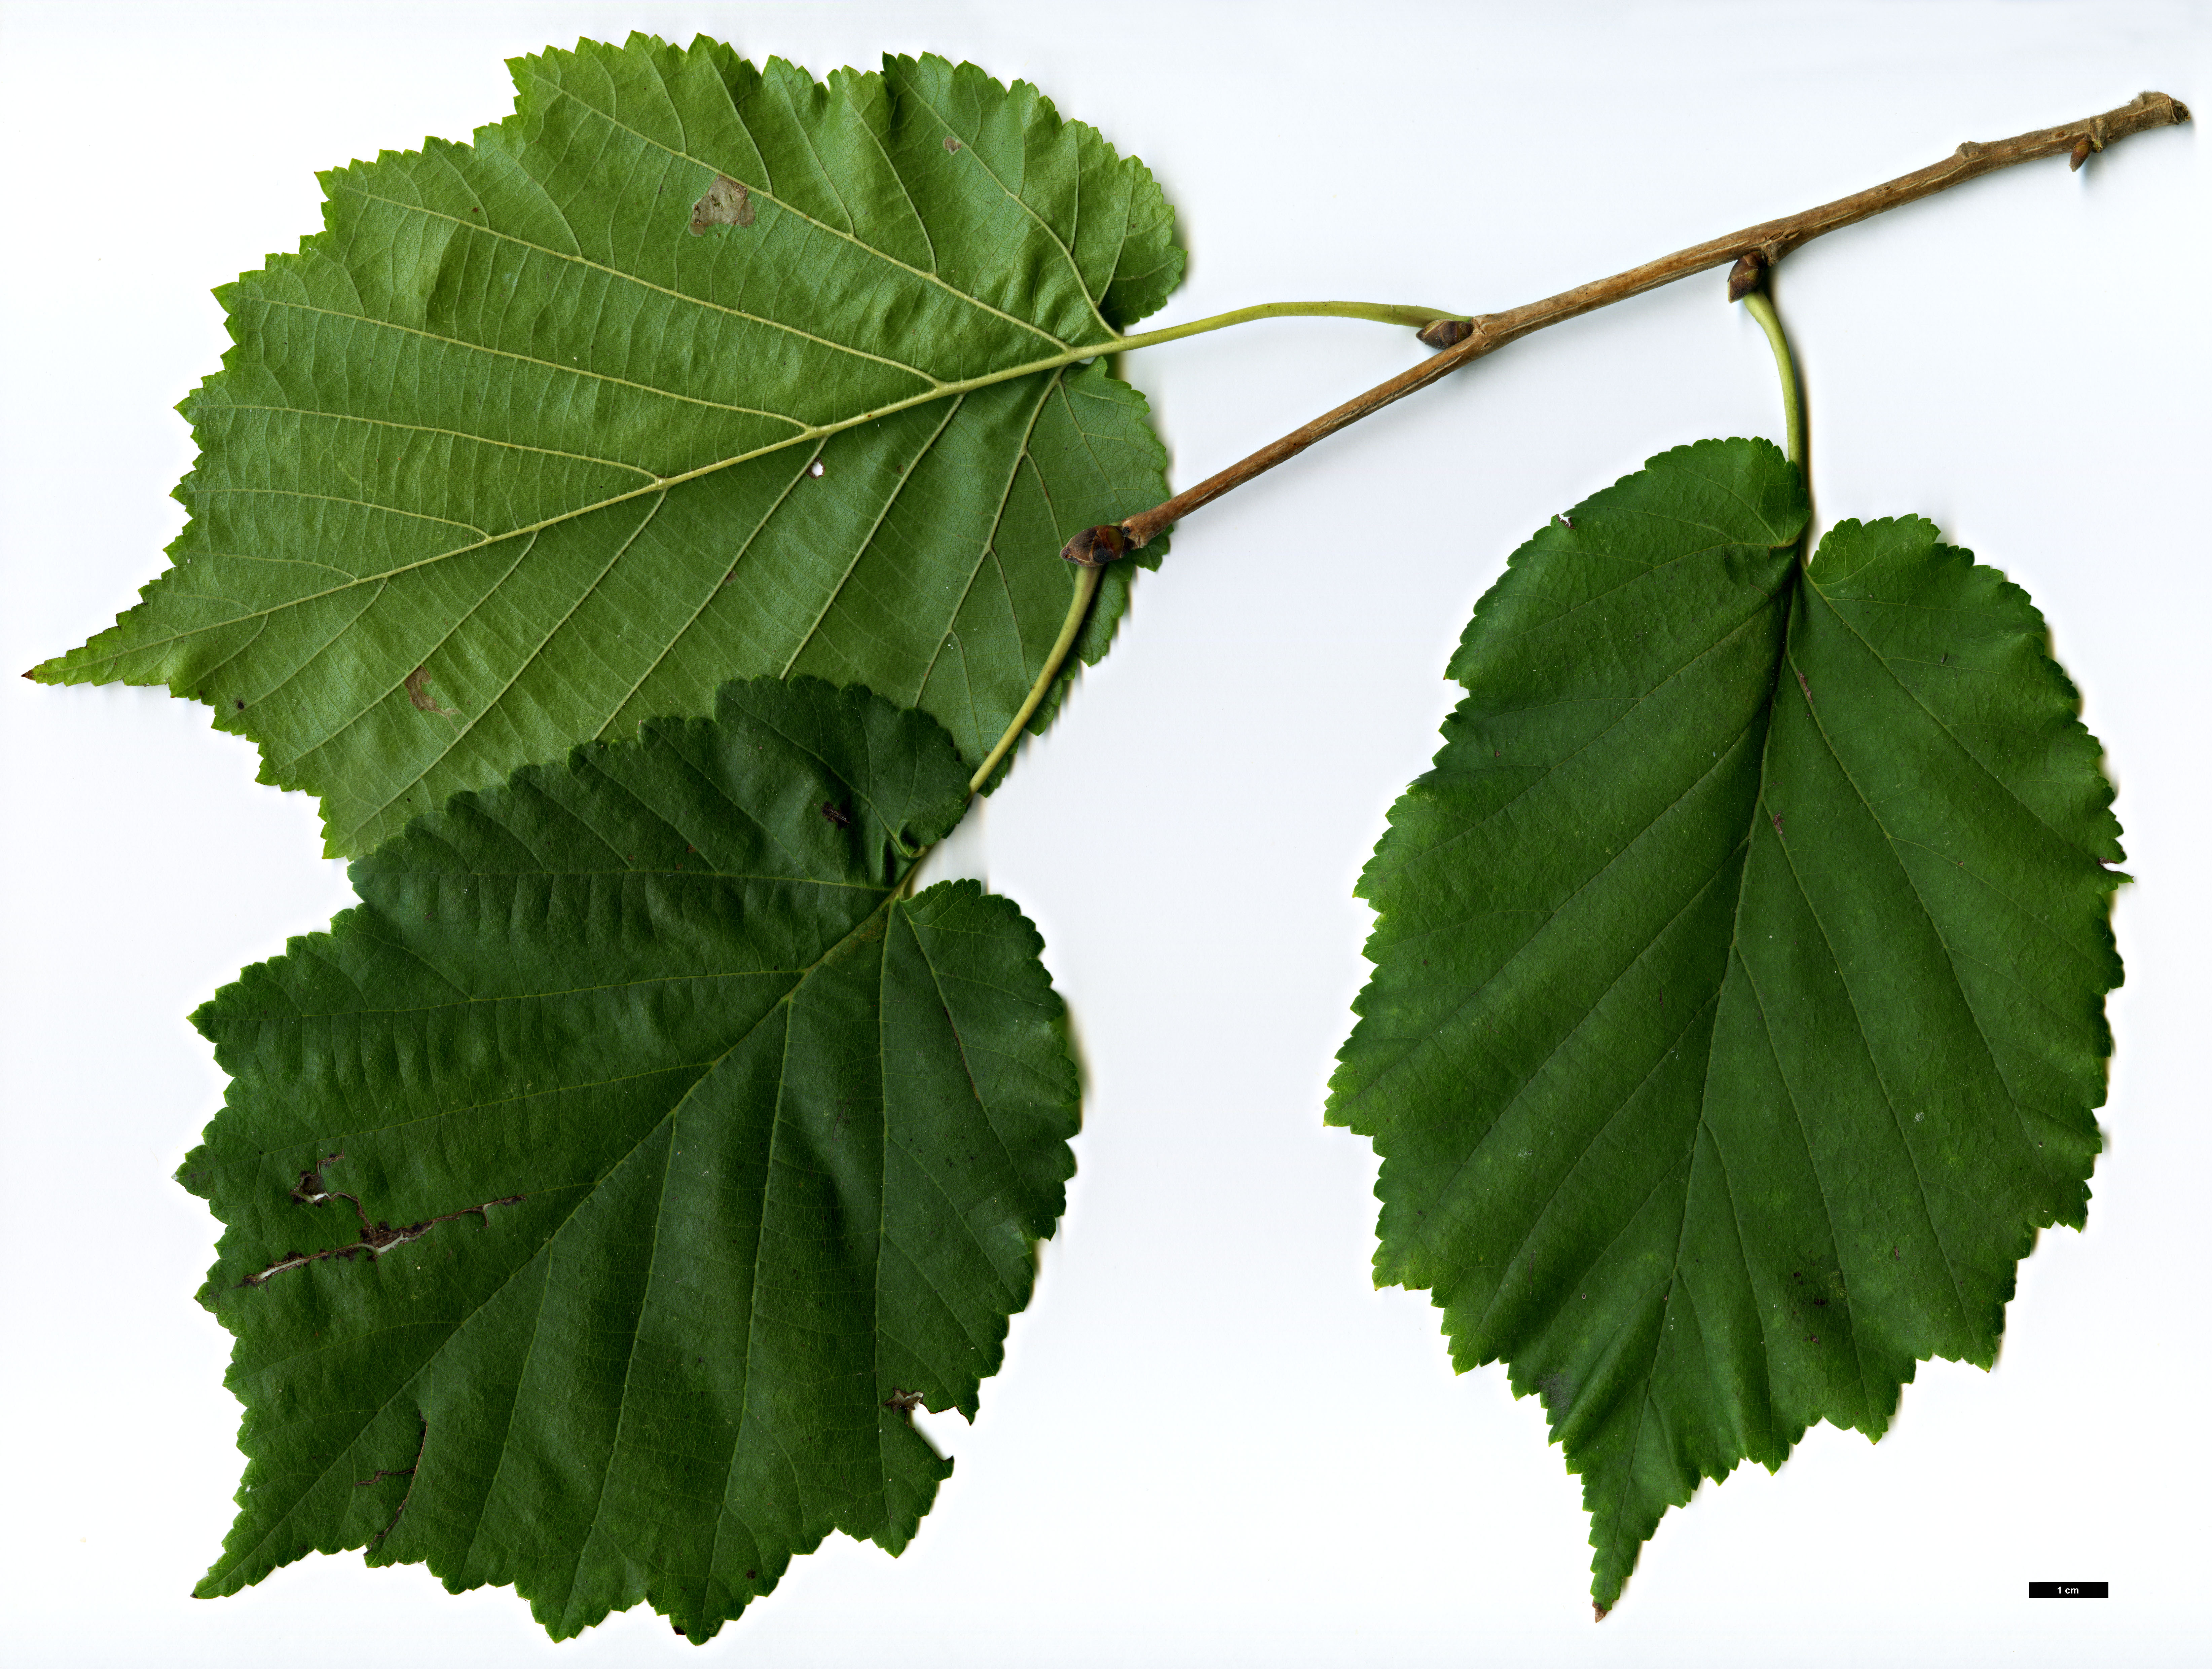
883, 1387, 924, 1423
241, 1152, 523, 1286
689, 173, 754, 233
362, 1418, 429, 1545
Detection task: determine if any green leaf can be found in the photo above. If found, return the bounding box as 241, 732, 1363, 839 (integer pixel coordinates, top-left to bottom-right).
1329, 438, 2122, 1612
178, 675, 1080, 1643
33, 34, 1180, 855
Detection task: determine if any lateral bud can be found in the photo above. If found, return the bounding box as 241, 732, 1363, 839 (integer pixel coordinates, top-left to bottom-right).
1417, 317, 1476, 349
1061, 523, 1129, 567
2068, 119, 2111, 171
1726, 250, 1769, 302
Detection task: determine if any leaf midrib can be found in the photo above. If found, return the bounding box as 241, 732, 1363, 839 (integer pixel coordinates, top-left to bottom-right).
102, 336, 1117, 674
202, 403, 662, 480
1589, 606, 1799, 1581
1591, 560, 2031, 1564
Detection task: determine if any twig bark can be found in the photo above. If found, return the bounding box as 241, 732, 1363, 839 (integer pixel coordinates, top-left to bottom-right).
1105, 90, 2188, 552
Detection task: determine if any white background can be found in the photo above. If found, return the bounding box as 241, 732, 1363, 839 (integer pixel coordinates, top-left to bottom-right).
2, 2, 2205, 1664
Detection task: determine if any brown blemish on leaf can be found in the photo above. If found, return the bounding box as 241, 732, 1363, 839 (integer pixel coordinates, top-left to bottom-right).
883, 1388, 925, 1423
820, 801, 852, 829
1794, 668, 1812, 703
404, 665, 458, 718
690, 174, 755, 233
1770, 810, 1784, 834
943, 135, 962, 153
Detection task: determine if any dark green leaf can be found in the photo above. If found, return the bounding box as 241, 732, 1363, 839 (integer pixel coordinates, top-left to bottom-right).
1329, 438, 2121, 1611
34, 35, 1179, 855
180, 676, 1079, 1642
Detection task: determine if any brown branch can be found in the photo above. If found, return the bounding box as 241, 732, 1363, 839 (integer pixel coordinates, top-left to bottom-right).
1103, 90, 2187, 553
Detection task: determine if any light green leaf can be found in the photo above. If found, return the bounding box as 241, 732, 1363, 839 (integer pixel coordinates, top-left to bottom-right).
179, 676, 1079, 1643
34, 35, 1180, 855
1329, 439, 2121, 1612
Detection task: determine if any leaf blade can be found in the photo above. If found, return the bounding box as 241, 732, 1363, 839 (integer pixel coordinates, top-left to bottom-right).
1330, 441, 2119, 1611
36, 36, 1181, 854
181, 676, 1079, 1641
